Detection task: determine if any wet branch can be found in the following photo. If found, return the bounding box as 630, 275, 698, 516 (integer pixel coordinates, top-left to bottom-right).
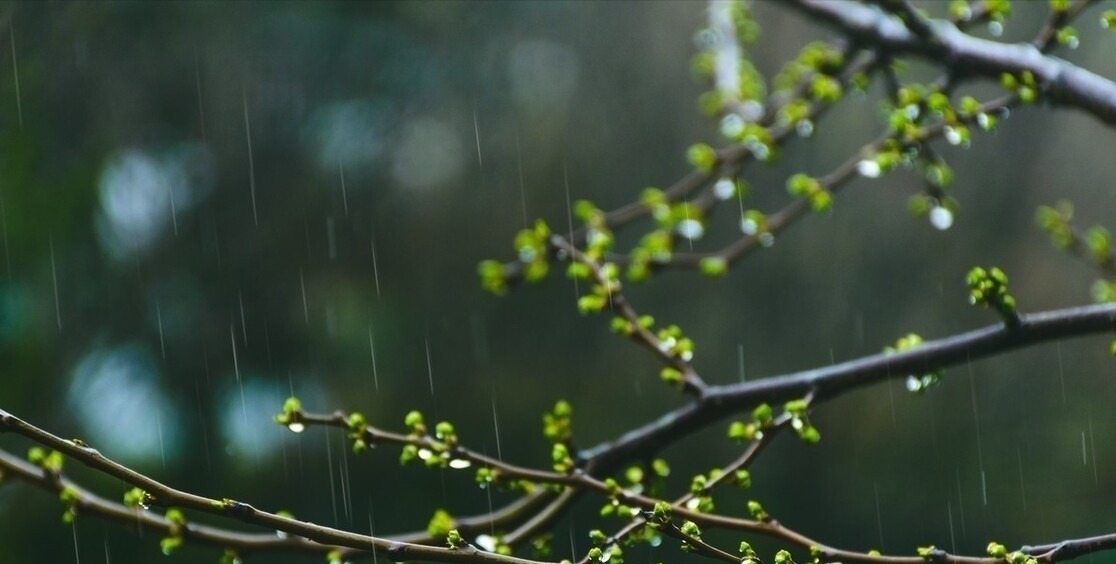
787, 0, 1116, 124
0, 408, 549, 564
0, 448, 343, 559
582, 301, 1116, 469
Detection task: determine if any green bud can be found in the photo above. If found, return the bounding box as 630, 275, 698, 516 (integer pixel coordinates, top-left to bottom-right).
679, 520, 701, 538
1103, 10, 1116, 29
446, 529, 464, 549
987, 542, 1008, 558
735, 469, 752, 489
747, 500, 768, 520
660, 367, 683, 386
687, 143, 718, 172
426, 509, 454, 538
477, 260, 507, 295
753, 403, 773, 425
404, 410, 425, 433
699, 256, 728, 277
435, 421, 456, 441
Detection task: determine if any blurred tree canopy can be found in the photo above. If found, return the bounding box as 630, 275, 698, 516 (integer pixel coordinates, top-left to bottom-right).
1, 1, 1115, 563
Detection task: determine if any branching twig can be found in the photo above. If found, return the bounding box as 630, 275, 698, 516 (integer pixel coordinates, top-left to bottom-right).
0, 408, 548, 564
787, 0, 1116, 124
0, 448, 345, 559
549, 234, 707, 394
581, 301, 1116, 467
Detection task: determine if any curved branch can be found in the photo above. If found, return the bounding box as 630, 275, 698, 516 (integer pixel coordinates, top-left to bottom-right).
787, 0, 1116, 124
583, 301, 1116, 468
0, 409, 548, 564
0, 448, 343, 559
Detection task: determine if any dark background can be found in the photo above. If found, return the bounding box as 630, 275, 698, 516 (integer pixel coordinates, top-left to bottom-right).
0, 1, 1114, 562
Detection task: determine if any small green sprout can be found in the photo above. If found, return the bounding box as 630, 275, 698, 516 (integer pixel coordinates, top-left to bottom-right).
967, 266, 1019, 326
446, 529, 464, 549
687, 143, 718, 172
543, 400, 573, 442
747, 500, 768, 521
404, 410, 426, 435
426, 509, 454, 538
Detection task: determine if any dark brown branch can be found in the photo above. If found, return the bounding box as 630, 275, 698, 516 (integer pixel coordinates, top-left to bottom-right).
582, 301, 1116, 468
787, 0, 1116, 124
0, 409, 548, 564
0, 448, 344, 559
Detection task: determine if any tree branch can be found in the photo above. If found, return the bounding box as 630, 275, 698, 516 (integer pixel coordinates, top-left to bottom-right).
786, 0, 1116, 124
583, 302, 1116, 468
0, 409, 548, 564
0, 448, 345, 559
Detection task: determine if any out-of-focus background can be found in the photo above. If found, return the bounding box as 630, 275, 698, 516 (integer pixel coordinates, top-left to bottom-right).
0, 1, 1114, 562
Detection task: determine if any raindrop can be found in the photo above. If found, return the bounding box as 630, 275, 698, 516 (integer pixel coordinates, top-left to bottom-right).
685, 498, 701, 510
299, 269, 309, 325
368, 323, 380, 391
988, 21, 1003, 37
741, 100, 763, 120
417, 448, 433, 461
242, 85, 258, 226
740, 217, 758, 235
1066, 36, 1079, 49
10, 22, 23, 130
903, 104, 920, 120
746, 140, 770, 160
758, 232, 775, 247
713, 178, 735, 200
238, 291, 248, 347
370, 236, 381, 299
49, 235, 62, 331
795, 119, 814, 137
472, 105, 483, 168
648, 535, 662, 548
929, 207, 953, 230
156, 301, 166, 359
675, 219, 704, 240
475, 534, 497, 552
905, 375, 921, 392
491, 397, 502, 460
339, 160, 349, 216
944, 126, 963, 146
977, 113, 992, 130
955, 5, 972, 20
693, 27, 720, 50
720, 113, 744, 138
276, 530, 288, 539
857, 159, 882, 178
287, 422, 306, 434
72, 520, 81, 564
425, 336, 435, 396
448, 459, 472, 469
680, 350, 694, 362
